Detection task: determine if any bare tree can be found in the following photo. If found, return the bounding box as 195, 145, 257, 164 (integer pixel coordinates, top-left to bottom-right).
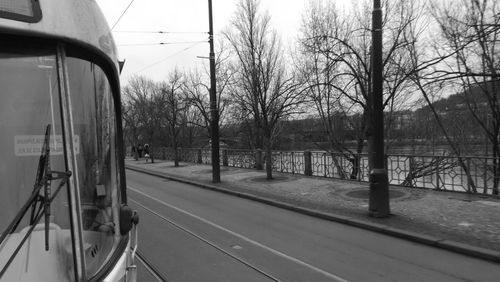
296, 1, 360, 179
436, 0, 500, 195
183, 40, 235, 142
162, 69, 186, 167
297, 0, 425, 178
406, 0, 500, 194
178, 101, 204, 147
121, 97, 141, 160
122, 75, 163, 163
225, 0, 303, 179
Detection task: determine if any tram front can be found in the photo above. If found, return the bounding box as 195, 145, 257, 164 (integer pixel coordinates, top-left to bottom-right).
0, 1, 137, 281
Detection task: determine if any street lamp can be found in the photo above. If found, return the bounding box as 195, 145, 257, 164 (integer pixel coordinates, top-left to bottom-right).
368, 0, 390, 217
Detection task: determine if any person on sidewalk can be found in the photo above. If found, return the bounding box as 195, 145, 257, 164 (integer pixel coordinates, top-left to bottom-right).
137, 143, 143, 158
144, 144, 150, 162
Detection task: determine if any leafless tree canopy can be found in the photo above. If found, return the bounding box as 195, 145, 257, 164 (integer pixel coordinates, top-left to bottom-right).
224, 0, 303, 179
121, 0, 500, 193
295, 0, 424, 178
406, 0, 500, 194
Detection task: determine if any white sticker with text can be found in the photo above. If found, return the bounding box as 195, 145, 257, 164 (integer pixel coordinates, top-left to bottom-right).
15, 135, 80, 156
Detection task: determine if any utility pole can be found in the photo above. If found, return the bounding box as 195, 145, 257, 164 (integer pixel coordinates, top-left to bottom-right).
208, 0, 220, 183
368, 0, 390, 217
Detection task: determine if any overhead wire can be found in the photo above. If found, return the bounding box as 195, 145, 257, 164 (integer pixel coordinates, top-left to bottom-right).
118, 41, 207, 47
114, 30, 208, 34
110, 1, 209, 75
111, 0, 137, 30
133, 41, 206, 74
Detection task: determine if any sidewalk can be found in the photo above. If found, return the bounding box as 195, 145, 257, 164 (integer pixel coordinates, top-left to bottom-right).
125, 158, 500, 263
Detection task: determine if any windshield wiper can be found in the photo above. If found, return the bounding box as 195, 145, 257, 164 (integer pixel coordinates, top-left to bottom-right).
0, 124, 71, 279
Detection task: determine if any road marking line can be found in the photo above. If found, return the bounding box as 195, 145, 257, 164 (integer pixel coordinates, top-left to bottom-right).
128, 186, 349, 282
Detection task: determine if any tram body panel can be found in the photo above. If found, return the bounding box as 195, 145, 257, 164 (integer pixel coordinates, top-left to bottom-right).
0, 1, 136, 281
0, 0, 118, 71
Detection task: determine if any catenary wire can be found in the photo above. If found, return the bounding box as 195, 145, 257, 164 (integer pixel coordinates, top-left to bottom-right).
114, 30, 208, 34
111, 0, 137, 30
133, 41, 206, 74
118, 41, 206, 47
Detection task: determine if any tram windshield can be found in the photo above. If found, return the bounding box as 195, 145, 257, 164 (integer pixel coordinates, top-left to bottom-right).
0, 45, 122, 281
0, 47, 75, 280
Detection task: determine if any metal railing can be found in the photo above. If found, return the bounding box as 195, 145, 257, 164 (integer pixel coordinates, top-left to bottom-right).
272, 151, 305, 174
150, 147, 500, 195
225, 149, 256, 168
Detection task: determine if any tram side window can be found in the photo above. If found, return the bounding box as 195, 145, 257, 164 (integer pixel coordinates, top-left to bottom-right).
66, 57, 120, 277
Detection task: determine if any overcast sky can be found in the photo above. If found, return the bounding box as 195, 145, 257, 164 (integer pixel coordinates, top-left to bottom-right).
95, 0, 322, 83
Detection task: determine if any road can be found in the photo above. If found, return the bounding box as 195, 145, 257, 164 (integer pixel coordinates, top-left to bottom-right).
126, 169, 500, 282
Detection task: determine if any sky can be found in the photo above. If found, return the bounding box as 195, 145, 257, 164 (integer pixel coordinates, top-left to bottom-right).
95, 0, 318, 83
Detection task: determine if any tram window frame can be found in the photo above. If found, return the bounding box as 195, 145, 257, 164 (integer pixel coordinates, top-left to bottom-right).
65, 45, 128, 206
0, 0, 42, 23
63, 45, 130, 281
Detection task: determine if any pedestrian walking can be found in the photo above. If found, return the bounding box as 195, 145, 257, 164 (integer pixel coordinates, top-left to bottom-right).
138, 143, 143, 158
144, 144, 150, 162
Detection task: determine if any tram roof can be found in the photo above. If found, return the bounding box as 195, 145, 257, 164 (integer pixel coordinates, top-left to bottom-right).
0, 0, 119, 72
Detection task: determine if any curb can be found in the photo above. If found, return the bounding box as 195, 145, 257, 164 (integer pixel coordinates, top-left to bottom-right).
126, 164, 500, 264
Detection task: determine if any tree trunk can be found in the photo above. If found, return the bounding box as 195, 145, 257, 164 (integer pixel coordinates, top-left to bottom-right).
173, 140, 179, 167
172, 128, 179, 167
150, 144, 155, 163
349, 155, 360, 180
133, 137, 139, 161
492, 147, 499, 195
349, 137, 365, 180
265, 136, 273, 180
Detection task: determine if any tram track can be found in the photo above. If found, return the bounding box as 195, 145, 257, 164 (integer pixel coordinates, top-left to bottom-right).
130, 197, 283, 282
136, 250, 169, 282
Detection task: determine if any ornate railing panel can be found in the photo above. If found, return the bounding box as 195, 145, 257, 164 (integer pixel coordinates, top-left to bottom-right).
225, 149, 255, 168
177, 148, 196, 163
200, 149, 211, 164
387, 155, 498, 194
270, 151, 304, 174
309, 152, 370, 180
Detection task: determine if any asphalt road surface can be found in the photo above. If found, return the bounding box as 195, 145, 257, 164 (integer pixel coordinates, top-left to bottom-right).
126, 169, 500, 282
